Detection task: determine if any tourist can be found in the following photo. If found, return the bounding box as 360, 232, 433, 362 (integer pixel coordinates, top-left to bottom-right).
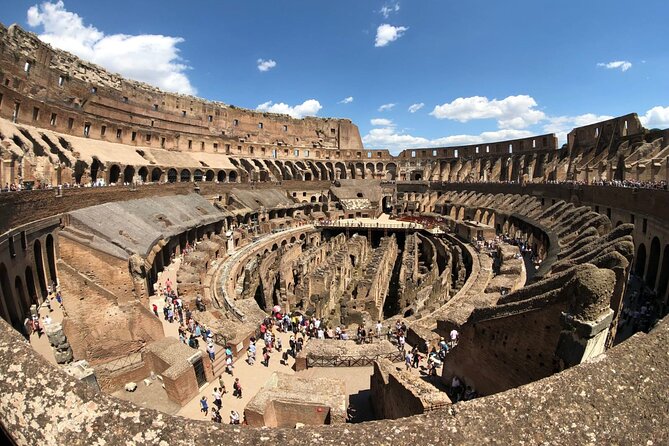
375, 320, 383, 338
218, 375, 227, 394
248, 342, 257, 365
212, 387, 222, 409
262, 346, 270, 367
233, 378, 242, 398
207, 343, 216, 362
397, 334, 405, 351
152, 303, 158, 317
200, 396, 209, 416
405, 350, 412, 370
225, 356, 234, 375
55, 291, 63, 308
211, 408, 222, 423
42, 314, 52, 326
230, 410, 240, 424
449, 328, 459, 347
411, 347, 420, 368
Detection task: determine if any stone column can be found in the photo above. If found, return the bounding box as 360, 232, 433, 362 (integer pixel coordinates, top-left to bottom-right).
556, 308, 614, 369
45, 322, 73, 364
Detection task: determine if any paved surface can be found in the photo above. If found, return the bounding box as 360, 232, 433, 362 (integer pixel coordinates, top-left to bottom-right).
29, 292, 66, 364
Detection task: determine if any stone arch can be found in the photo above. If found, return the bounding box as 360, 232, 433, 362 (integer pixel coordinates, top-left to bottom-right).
0, 263, 22, 330
45, 234, 57, 286
635, 243, 647, 277
335, 162, 347, 179
180, 169, 191, 182
355, 162, 365, 179
193, 169, 204, 182
14, 276, 29, 317
25, 266, 37, 306
315, 162, 328, 180
647, 237, 661, 287
385, 163, 397, 180
167, 168, 178, 183
33, 239, 47, 298
304, 172, 312, 181
90, 158, 102, 182
108, 164, 121, 184
138, 166, 149, 182
326, 162, 335, 180
229, 171, 238, 183
217, 170, 227, 182
151, 167, 163, 182
657, 244, 669, 299
366, 162, 375, 178
123, 165, 135, 183
205, 170, 215, 181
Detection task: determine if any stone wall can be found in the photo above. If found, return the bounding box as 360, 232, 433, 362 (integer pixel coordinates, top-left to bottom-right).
1, 314, 667, 444
371, 358, 451, 419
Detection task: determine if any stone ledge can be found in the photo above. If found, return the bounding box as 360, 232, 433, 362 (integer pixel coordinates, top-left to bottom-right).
1, 315, 667, 445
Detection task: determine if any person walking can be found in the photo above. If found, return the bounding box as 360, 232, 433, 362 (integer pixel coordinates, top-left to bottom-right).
233, 378, 242, 399
200, 396, 209, 416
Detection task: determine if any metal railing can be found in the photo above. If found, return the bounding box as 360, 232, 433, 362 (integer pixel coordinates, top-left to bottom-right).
306, 350, 404, 368
95, 352, 144, 373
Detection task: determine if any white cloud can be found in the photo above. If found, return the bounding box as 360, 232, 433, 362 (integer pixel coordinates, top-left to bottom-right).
378, 103, 396, 112
375, 24, 408, 47
256, 99, 322, 119
639, 106, 669, 128
597, 60, 632, 72
408, 103, 424, 113
371, 118, 394, 126
339, 96, 354, 104
257, 58, 277, 72
362, 125, 533, 154
543, 113, 614, 144
26, 1, 195, 94
379, 3, 400, 19
430, 95, 546, 129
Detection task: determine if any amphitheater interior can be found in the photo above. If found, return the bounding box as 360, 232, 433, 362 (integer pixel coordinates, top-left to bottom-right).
0, 22, 668, 445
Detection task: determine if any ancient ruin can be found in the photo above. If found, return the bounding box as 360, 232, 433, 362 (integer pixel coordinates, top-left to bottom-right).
0, 21, 668, 445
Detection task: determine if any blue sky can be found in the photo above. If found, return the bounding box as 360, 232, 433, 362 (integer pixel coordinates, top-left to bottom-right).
2, 1, 668, 153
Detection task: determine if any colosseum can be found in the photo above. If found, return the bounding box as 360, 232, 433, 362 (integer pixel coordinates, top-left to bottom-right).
0, 21, 668, 445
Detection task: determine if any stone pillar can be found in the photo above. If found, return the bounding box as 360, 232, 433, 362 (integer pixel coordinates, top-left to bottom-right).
45, 322, 73, 364
556, 308, 614, 369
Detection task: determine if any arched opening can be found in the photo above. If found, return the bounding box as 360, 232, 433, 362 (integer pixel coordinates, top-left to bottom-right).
167, 169, 178, 183
0, 263, 23, 330
229, 171, 238, 182
647, 237, 661, 287
205, 170, 215, 181
14, 276, 29, 316
193, 169, 204, 182
217, 170, 227, 182
151, 167, 162, 182
90, 158, 102, 182
657, 245, 669, 299
109, 164, 121, 184
45, 234, 57, 286
180, 169, 192, 182
304, 172, 312, 181
33, 240, 47, 298
382, 196, 392, 213
138, 166, 149, 182
25, 267, 38, 306
254, 282, 267, 312
123, 165, 135, 183
635, 243, 647, 277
